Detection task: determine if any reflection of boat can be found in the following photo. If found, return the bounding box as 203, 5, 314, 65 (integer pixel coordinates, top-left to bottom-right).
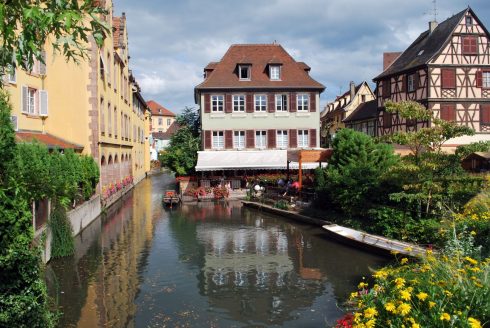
163, 190, 180, 207
322, 224, 427, 257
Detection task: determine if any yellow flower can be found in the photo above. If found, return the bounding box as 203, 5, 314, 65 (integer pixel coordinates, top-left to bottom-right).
470, 230, 477, 236
350, 292, 358, 300
428, 301, 436, 309
440, 313, 451, 321
444, 290, 453, 298
412, 323, 420, 328
385, 302, 396, 313
364, 307, 378, 319
400, 258, 409, 265
468, 317, 482, 328
365, 319, 376, 328
416, 292, 428, 301
397, 303, 411, 316
400, 289, 411, 301
373, 270, 388, 280
354, 312, 362, 324
394, 277, 406, 289
465, 256, 478, 265
358, 282, 368, 289
404, 246, 413, 252
391, 250, 400, 255
470, 267, 481, 272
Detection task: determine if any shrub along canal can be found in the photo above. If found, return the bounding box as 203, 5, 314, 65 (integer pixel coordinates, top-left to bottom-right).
46, 173, 389, 327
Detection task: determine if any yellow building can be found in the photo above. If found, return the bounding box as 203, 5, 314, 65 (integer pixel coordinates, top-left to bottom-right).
2, 0, 150, 199
147, 100, 176, 133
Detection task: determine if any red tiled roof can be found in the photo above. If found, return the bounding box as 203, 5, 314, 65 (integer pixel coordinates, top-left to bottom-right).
152, 122, 180, 140
195, 44, 325, 90
147, 100, 176, 117
16, 131, 84, 150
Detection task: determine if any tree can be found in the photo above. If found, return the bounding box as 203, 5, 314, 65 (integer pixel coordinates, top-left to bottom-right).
0, 0, 108, 77
455, 141, 490, 160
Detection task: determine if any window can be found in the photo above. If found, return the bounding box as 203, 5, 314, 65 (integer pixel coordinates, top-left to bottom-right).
100, 99, 105, 135
481, 105, 490, 125
233, 131, 245, 149
298, 130, 309, 147
466, 16, 473, 27
270, 65, 281, 80
233, 95, 245, 112
21, 86, 47, 116
114, 107, 118, 137
483, 71, 490, 88
254, 95, 267, 112
407, 74, 416, 92
297, 94, 309, 111
158, 117, 163, 125
275, 94, 288, 112
276, 130, 288, 148
4, 65, 16, 83
212, 131, 224, 149
211, 95, 224, 112
27, 88, 36, 114
108, 103, 112, 136
239, 65, 250, 80
361, 95, 366, 103
382, 80, 391, 98
100, 55, 105, 80
167, 118, 171, 126
462, 36, 478, 55
441, 69, 456, 89
255, 130, 267, 149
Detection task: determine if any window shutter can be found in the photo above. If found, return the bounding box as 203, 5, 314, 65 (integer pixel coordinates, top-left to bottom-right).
481, 105, 490, 124
309, 129, 317, 148
225, 130, 233, 149
267, 129, 276, 149
10, 115, 18, 131
476, 70, 483, 88
442, 69, 456, 89
268, 94, 275, 113
204, 130, 211, 149
225, 94, 232, 113
246, 94, 253, 113
290, 93, 297, 112
204, 94, 210, 113
310, 93, 316, 112
289, 129, 297, 148
401, 75, 406, 92
39, 90, 48, 116
246, 130, 254, 148
441, 104, 456, 122
383, 111, 392, 128
22, 86, 28, 113
414, 72, 420, 89
39, 51, 47, 75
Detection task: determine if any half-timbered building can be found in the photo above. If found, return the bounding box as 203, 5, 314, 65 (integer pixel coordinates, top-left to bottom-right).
374, 7, 490, 146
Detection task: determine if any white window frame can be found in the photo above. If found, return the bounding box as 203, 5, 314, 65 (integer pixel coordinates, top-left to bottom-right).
297, 94, 309, 112
212, 131, 224, 149
275, 94, 288, 112
298, 130, 309, 147
270, 65, 281, 80
27, 88, 37, 115
233, 131, 245, 149
276, 130, 288, 149
167, 118, 171, 126
255, 130, 267, 149
211, 95, 224, 112
158, 117, 163, 125
483, 71, 490, 88
233, 95, 245, 112
407, 74, 415, 92
239, 65, 251, 80
254, 95, 267, 112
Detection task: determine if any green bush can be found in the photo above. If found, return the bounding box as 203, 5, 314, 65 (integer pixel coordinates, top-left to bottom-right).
48, 201, 74, 259
274, 200, 289, 210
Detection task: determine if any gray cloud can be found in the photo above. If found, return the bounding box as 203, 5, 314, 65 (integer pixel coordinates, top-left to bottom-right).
115, 0, 490, 113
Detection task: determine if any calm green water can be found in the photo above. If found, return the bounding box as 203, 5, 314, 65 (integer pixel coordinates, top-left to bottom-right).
47, 173, 388, 328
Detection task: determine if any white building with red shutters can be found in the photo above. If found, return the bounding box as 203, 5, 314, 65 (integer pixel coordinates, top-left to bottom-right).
194, 44, 325, 172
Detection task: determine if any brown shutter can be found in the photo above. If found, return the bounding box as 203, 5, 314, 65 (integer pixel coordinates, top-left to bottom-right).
309, 129, 317, 148
268, 94, 275, 113
246, 94, 253, 113
476, 70, 483, 88
481, 105, 490, 124
289, 129, 297, 148
204, 94, 211, 113
442, 69, 456, 89
225, 94, 232, 113
246, 130, 254, 148
267, 129, 276, 149
310, 93, 316, 112
441, 104, 456, 122
204, 130, 211, 149
414, 72, 420, 89
225, 130, 233, 149
401, 75, 406, 92
290, 93, 297, 112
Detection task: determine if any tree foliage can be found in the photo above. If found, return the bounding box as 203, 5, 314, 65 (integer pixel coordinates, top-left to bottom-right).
455, 141, 490, 160
0, 0, 108, 77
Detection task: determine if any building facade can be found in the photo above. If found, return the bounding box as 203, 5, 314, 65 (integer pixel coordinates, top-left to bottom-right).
147, 100, 176, 133
374, 7, 490, 146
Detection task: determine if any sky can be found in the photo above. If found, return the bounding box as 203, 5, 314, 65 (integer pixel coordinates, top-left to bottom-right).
114, 0, 490, 114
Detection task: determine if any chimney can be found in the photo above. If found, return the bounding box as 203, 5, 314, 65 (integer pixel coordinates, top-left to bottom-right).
383, 52, 402, 71
350, 81, 356, 100
429, 21, 438, 34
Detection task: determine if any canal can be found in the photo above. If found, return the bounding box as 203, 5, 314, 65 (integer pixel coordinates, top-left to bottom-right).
47, 173, 389, 328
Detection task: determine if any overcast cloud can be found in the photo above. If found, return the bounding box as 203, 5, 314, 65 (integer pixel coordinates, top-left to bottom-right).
114, 0, 490, 114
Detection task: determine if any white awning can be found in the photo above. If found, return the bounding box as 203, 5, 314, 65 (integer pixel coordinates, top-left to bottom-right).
289, 162, 322, 169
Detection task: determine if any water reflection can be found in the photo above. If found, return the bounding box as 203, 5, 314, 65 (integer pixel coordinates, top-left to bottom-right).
47, 174, 388, 328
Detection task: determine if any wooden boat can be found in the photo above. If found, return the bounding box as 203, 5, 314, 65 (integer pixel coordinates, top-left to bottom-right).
322, 224, 428, 257
163, 190, 180, 207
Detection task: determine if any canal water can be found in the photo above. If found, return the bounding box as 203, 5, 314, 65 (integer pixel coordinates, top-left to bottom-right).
47, 173, 389, 328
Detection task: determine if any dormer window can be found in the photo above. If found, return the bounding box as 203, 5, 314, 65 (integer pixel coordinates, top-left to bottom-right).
239, 65, 250, 80
270, 65, 281, 80
466, 16, 473, 27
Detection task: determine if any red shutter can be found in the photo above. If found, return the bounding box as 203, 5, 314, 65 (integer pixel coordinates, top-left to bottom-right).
225, 130, 233, 149
310, 93, 316, 112
268, 129, 276, 149
309, 129, 317, 148
268, 94, 275, 113
246, 94, 253, 113
246, 130, 254, 148
225, 94, 232, 113
290, 93, 297, 112
481, 105, 490, 124
204, 94, 211, 113
441, 104, 456, 122
441, 69, 456, 89
204, 130, 211, 149
289, 129, 297, 148
476, 70, 483, 88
